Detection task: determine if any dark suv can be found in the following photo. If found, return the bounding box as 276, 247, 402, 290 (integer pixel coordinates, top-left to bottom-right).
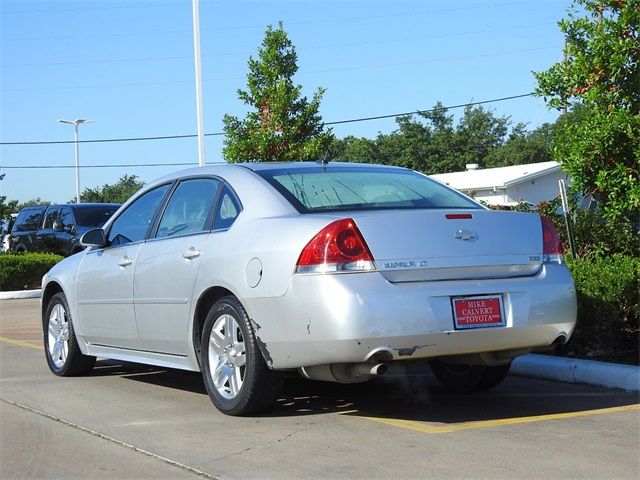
10, 204, 120, 256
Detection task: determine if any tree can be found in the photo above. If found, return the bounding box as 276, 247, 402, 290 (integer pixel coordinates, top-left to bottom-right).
534, 0, 639, 219
484, 122, 555, 168
454, 105, 510, 168
330, 102, 530, 174
79, 174, 144, 204
222, 23, 334, 162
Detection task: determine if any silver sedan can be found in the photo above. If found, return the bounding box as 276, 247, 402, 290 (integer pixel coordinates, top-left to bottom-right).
41, 162, 576, 415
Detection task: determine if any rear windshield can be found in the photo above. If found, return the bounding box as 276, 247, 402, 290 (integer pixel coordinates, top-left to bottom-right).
256, 166, 480, 213
74, 206, 119, 227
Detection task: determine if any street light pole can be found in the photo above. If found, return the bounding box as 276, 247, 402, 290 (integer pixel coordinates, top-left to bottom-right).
58, 118, 94, 203
192, 0, 206, 166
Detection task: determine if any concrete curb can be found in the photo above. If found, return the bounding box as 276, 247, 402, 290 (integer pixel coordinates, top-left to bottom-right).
512, 354, 640, 392
0, 289, 42, 300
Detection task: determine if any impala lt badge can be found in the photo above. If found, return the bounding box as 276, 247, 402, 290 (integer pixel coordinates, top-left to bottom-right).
454, 229, 477, 241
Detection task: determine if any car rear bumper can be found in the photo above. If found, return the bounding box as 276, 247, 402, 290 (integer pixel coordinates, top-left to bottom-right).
245, 264, 577, 369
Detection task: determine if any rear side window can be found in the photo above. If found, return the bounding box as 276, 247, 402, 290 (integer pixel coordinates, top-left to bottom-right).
74, 206, 119, 227
13, 208, 44, 232
257, 167, 480, 213
43, 208, 61, 229
213, 186, 241, 230
156, 178, 220, 238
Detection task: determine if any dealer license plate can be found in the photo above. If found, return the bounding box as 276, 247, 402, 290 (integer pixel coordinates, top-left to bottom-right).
452, 295, 505, 329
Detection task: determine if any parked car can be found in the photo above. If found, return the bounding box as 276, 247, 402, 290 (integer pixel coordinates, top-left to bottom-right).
41, 162, 576, 415
10, 203, 120, 256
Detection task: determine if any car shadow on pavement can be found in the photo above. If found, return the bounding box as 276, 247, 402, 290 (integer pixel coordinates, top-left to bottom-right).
92, 359, 639, 423
90, 359, 207, 395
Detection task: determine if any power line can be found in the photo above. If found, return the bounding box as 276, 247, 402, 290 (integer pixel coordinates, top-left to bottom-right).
2, 22, 554, 69
2, 46, 557, 93
0, 162, 203, 170
326, 93, 535, 125
3, 0, 539, 41
0, 93, 535, 148
3, 1, 209, 15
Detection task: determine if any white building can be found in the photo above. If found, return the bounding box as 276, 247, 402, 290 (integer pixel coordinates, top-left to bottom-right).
430, 161, 569, 207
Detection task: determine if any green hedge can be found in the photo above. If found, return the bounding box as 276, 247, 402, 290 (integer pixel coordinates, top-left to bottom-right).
562, 254, 640, 365
0, 252, 64, 291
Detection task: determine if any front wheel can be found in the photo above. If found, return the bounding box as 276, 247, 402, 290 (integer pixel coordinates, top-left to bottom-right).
201, 296, 282, 416
430, 360, 511, 392
44, 292, 95, 376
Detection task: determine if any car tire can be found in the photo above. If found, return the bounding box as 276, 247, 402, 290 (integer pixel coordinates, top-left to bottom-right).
44, 292, 96, 376
430, 360, 511, 392
201, 296, 283, 416
477, 362, 512, 391
15, 244, 27, 253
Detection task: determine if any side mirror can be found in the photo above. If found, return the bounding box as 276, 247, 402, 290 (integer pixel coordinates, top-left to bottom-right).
53, 220, 64, 232
80, 228, 107, 248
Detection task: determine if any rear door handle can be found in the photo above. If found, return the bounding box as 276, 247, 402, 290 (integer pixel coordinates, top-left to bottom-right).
118, 256, 133, 267
182, 248, 201, 260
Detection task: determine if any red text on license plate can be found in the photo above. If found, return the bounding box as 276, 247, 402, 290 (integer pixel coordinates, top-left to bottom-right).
452, 296, 505, 329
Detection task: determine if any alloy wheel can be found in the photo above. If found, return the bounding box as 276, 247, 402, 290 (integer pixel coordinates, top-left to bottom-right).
207, 313, 247, 399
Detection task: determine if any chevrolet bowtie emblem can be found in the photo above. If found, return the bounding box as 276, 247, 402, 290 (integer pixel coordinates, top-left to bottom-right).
454, 229, 477, 241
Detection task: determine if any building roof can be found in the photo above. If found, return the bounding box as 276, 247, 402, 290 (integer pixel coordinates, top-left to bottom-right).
430, 161, 560, 191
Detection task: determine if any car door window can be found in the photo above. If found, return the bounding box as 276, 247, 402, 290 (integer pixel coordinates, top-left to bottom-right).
213, 186, 241, 230
156, 178, 220, 238
43, 208, 61, 229
108, 185, 171, 246
59, 207, 74, 230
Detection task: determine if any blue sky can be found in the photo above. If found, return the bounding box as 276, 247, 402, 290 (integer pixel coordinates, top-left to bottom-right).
1, 0, 571, 204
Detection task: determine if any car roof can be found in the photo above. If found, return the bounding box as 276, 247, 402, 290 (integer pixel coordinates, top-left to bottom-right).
68, 203, 120, 209
18, 203, 120, 210
238, 161, 408, 172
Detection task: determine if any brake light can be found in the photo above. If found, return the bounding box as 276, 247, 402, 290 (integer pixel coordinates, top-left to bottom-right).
541, 216, 563, 263
296, 218, 376, 273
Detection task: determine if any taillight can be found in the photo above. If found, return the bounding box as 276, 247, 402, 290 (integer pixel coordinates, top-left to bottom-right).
296, 218, 376, 274
541, 215, 563, 264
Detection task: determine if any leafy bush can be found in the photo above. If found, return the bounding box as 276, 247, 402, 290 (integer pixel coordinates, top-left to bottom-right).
536, 197, 640, 258
561, 255, 640, 365
0, 252, 63, 291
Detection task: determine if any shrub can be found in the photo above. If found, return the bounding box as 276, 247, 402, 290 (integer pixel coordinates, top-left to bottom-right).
561, 254, 640, 365
0, 252, 64, 291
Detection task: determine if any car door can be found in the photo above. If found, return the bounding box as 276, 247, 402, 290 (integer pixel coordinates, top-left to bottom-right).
36, 207, 60, 253
75, 184, 171, 349
133, 177, 221, 355
58, 206, 78, 255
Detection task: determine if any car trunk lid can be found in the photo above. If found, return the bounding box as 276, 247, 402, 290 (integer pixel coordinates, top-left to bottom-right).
349, 209, 543, 282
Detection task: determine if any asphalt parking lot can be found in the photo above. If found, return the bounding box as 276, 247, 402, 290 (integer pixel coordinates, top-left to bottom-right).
1, 298, 639, 480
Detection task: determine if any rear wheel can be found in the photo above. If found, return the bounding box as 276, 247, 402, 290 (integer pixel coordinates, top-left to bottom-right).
201, 296, 282, 416
430, 360, 511, 392
44, 292, 95, 376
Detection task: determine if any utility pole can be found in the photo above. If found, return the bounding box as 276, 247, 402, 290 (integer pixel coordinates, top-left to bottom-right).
192, 0, 206, 167
58, 118, 94, 203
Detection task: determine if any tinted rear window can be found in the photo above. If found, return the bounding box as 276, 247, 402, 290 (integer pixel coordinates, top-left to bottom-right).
13, 208, 44, 231
256, 166, 479, 213
74, 206, 119, 227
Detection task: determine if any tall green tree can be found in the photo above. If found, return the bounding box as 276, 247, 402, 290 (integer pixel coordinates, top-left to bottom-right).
534, 0, 639, 219
484, 122, 555, 168
79, 174, 144, 204
222, 23, 334, 162
331, 102, 541, 174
